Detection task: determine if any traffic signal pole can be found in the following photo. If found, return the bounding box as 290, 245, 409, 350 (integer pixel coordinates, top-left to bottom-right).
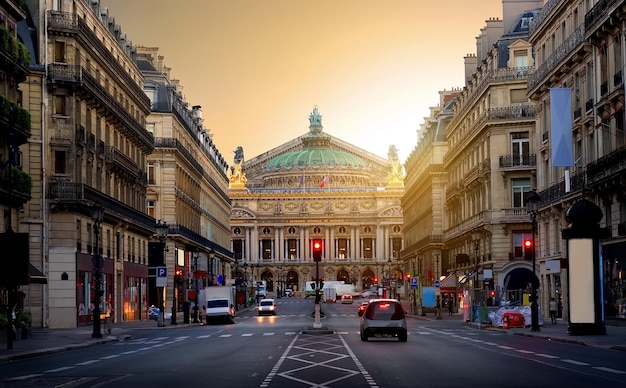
312, 239, 323, 328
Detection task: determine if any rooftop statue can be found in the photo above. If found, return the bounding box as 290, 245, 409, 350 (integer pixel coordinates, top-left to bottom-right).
309, 105, 322, 126
388, 145, 399, 161
233, 146, 244, 165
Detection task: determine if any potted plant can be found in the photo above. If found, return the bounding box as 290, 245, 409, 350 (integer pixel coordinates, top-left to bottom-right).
15, 311, 32, 339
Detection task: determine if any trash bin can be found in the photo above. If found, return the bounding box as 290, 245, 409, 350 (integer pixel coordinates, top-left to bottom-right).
182, 301, 190, 324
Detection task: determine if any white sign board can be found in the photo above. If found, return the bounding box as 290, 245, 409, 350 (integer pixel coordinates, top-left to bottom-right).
157, 266, 167, 287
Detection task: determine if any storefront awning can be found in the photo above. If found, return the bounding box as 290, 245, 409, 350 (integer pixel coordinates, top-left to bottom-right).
28, 263, 47, 284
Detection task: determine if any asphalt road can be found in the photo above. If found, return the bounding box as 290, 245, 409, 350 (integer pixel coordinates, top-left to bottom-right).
0, 298, 624, 387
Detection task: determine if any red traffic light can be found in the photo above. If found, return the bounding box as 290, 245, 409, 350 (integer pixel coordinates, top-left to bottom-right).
312, 239, 323, 261
374, 277, 378, 283
406, 273, 411, 279
524, 239, 533, 249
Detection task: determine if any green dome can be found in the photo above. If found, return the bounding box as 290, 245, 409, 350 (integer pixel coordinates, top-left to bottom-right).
266, 147, 367, 170
266, 107, 366, 171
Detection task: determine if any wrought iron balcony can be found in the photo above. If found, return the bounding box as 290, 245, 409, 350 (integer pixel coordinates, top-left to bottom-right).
584, 0, 621, 34
49, 182, 154, 230
46, 11, 150, 109
47, 63, 154, 152
528, 25, 585, 92
105, 146, 140, 178
586, 145, 626, 186
499, 154, 537, 169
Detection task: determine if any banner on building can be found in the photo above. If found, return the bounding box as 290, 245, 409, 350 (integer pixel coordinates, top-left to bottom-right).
549, 88, 574, 166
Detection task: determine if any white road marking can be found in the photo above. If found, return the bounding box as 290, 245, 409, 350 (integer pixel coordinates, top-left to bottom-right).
536, 353, 559, 359
44, 366, 74, 373
593, 366, 626, 374
562, 359, 589, 366
7, 374, 43, 380
76, 359, 99, 366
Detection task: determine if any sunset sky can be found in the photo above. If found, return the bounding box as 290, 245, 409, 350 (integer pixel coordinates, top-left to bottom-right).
99, 0, 503, 163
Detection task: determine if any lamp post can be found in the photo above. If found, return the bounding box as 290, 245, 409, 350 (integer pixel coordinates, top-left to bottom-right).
527, 190, 541, 332
472, 232, 481, 321
243, 262, 248, 307
192, 250, 200, 323
155, 220, 169, 327
277, 266, 283, 298
208, 250, 215, 286
91, 203, 104, 338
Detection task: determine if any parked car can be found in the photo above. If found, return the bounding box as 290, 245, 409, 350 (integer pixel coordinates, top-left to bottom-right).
341, 294, 354, 304
357, 301, 369, 317
360, 299, 407, 342
148, 307, 172, 321
257, 298, 277, 316
284, 289, 294, 297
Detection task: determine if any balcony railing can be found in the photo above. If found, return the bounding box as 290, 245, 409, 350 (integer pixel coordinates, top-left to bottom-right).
49, 182, 155, 229
528, 25, 585, 92
155, 137, 231, 204
46, 11, 150, 110
586, 145, 626, 185
47, 63, 154, 152
538, 172, 586, 206
499, 154, 537, 169
105, 146, 140, 178
585, 0, 621, 34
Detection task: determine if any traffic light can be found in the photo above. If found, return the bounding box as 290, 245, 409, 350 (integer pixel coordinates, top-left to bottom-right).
174, 268, 183, 285
406, 273, 411, 280
489, 289, 495, 298
374, 277, 378, 283
524, 239, 533, 249
312, 239, 323, 262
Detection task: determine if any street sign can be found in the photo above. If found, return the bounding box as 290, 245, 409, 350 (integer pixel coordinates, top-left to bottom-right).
410, 277, 418, 289
434, 280, 440, 288
157, 266, 167, 287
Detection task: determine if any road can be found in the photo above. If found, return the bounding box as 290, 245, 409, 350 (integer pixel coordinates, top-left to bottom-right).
0, 298, 625, 387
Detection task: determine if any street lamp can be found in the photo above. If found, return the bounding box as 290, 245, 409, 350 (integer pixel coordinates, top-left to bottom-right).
207, 250, 215, 286
277, 266, 283, 298
91, 203, 104, 338
155, 220, 169, 327
192, 250, 200, 323
243, 262, 248, 307
527, 190, 541, 332
472, 232, 481, 321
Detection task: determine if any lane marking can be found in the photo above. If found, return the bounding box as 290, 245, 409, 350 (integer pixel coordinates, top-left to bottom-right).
76, 360, 99, 366
562, 359, 589, 366
7, 374, 43, 380
44, 366, 74, 373
536, 353, 559, 359
593, 366, 626, 374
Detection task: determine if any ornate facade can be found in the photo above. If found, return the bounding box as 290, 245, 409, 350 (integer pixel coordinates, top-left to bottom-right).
139, 46, 233, 319
528, 0, 626, 320
229, 107, 404, 296
402, 2, 544, 317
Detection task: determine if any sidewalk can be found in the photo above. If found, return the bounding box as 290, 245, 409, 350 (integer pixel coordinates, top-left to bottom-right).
0, 316, 203, 363
401, 300, 626, 352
